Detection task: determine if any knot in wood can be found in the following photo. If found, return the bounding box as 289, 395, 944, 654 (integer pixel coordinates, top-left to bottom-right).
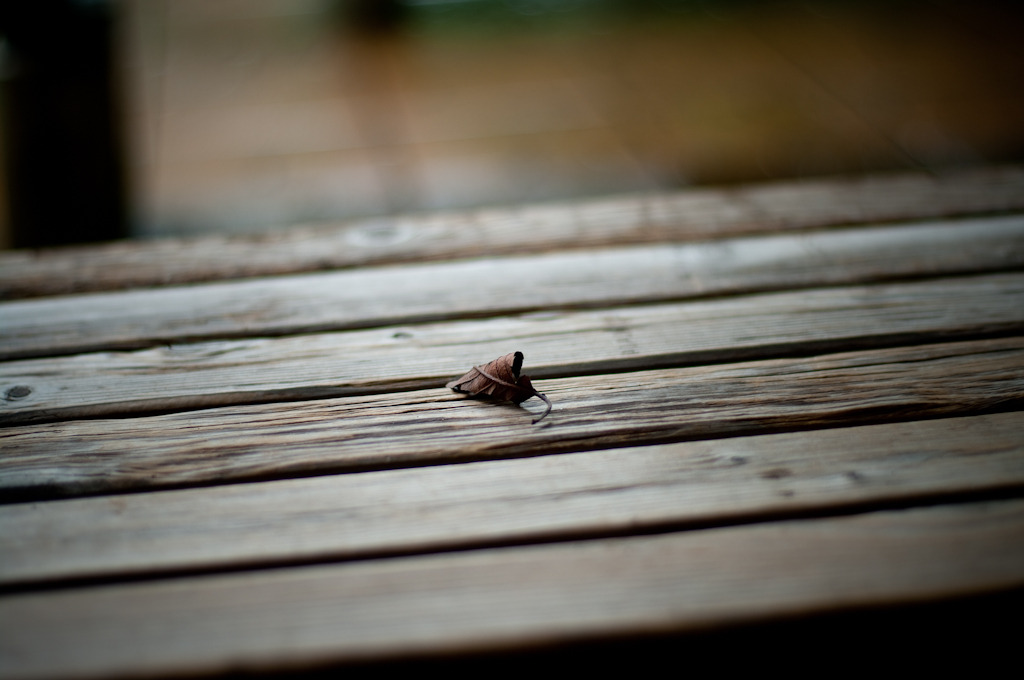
5, 385, 33, 401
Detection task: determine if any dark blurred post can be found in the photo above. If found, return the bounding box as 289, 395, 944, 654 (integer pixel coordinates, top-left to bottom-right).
0, 0, 128, 248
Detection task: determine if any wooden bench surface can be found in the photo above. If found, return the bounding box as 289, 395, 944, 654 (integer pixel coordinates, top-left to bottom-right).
2, 166, 1024, 677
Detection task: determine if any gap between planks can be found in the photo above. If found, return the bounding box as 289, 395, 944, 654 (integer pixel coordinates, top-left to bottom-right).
2, 165, 1022, 299
2, 336, 1023, 501
1, 215, 1023, 361
2, 497, 1023, 679
1, 272, 1023, 426
0, 411, 1021, 589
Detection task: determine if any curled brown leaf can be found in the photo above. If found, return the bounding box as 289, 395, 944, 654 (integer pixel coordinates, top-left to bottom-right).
446, 351, 553, 423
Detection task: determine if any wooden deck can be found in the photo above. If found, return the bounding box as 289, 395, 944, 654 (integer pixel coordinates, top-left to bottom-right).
2, 166, 1024, 677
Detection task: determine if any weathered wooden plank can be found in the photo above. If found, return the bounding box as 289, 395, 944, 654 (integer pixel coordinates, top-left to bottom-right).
2, 216, 1023, 361
2, 412, 1021, 588
2, 337, 1022, 500
3, 273, 1021, 426
2, 166, 1022, 300
3, 498, 1023, 679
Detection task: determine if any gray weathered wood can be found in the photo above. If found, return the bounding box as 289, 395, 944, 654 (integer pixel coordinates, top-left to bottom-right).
6, 165, 1024, 680
3, 336, 1022, 499
3, 272, 1021, 426
2, 215, 1023, 361
3, 498, 1022, 679
2, 412, 1021, 588
2, 165, 1021, 300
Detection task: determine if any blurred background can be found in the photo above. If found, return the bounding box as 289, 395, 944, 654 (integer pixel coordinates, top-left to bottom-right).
1, 0, 1022, 249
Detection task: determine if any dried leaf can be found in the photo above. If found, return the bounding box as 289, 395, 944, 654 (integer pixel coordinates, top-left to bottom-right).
446, 351, 553, 423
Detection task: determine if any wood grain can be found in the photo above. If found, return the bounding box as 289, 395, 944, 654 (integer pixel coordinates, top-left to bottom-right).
2, 411, 1021, 588
3, 498, 1022, 679
2, 165, 1021, 300
3, 336, 1022, 500
6, 165, 1024, 680
3, 273, 1021, 425
2, 215, 1023, 361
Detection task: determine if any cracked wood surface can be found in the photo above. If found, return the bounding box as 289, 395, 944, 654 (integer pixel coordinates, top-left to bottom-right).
1, 273, 1022, 426
2, 168, 1023, 678
2, 412, 1022, 588
1, 215, 1023, 361
3, 336, 1022, 500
